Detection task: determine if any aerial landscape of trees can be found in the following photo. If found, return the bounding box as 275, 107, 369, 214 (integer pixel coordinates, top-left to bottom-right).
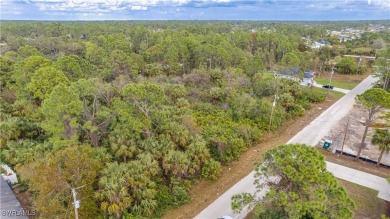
0, 20, 389, 218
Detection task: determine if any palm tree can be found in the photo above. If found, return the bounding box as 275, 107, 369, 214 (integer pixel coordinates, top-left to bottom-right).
110, 135, 137, 163
162, 150, 190, 178
186, 136, 210, 175
371, 129, 390, 167
126, 158, 158, 217
96, 162, 132, 218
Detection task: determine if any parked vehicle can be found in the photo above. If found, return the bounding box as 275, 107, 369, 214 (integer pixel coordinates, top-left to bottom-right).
218, 216, 233, 219
322, 84, 334, 89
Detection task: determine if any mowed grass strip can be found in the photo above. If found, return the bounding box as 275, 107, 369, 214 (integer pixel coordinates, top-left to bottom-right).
260, 72, 275, 80
338, 179, 389, 219
315, 77, 358, 90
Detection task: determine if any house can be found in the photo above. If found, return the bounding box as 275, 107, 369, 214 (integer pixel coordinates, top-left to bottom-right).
311, 40, 331, 49
339, 36, 352, 42
303, 69, 315, 86
274, 67, 301, 82
331, 31, 342, 36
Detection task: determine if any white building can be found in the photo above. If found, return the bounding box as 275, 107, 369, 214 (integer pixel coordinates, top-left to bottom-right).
311, 40, 331, 49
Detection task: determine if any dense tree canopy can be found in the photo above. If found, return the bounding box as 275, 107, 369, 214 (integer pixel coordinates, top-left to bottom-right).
0, 20, 386, 218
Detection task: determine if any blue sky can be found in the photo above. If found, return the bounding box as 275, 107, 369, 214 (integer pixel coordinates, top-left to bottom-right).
1, 0, 389, 20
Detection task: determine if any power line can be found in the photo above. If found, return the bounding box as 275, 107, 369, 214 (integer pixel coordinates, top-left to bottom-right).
79, 193, 95, 202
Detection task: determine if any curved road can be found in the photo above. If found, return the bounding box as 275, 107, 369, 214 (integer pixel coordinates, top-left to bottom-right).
195, 75, 390, 219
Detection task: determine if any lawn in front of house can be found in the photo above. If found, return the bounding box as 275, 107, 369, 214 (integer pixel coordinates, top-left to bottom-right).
259, 72, 275, 80
315, 77, 358, 90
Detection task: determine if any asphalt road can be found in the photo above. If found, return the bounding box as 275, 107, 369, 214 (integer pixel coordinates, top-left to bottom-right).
195, 75, 381, 219
0, 177, 29, 219
288, 75, 377, 146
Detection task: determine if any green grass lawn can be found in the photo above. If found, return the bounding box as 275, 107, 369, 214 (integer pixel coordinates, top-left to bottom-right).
338, 179, 389, 219
260, 72, 275, 80
315, 77, 358, 90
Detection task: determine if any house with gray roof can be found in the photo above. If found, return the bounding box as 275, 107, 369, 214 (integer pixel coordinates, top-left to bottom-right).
303, 69, 315, 86
274, 67, 301, 82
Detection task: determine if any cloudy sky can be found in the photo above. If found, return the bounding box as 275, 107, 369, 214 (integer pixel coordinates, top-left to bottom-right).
1, 0, 389, 20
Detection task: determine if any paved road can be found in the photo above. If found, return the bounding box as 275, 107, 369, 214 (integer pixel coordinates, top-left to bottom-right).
0, 177, 29, 219
288, 75, 377, 146
194, 172, 257, 219
195, 75, 390, 219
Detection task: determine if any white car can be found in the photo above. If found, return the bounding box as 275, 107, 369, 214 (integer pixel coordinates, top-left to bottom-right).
218, 216, 233, 219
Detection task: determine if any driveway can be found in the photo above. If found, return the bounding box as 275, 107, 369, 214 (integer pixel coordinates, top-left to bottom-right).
312, 83, 350, 94
300, 82, 350, 94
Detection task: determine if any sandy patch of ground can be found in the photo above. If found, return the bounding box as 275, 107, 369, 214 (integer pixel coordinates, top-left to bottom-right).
319, 104, 390, 167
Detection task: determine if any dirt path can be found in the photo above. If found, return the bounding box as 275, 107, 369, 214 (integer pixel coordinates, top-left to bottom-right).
162, 97, 340, 219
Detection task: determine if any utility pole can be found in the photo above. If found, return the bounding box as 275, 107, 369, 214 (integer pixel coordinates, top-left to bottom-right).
207, 57, 212, 72
71, 188, 79, 219
327, 65, 335, 96
71, 185, 85, 219
340, 117, 350, 155
383, 61, 390, 90
268, 94, 277, 131
357, 56, 362, 73
329, 66, 334, 84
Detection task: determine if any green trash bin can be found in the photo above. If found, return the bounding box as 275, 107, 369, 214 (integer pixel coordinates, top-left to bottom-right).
323, 140, 332, 149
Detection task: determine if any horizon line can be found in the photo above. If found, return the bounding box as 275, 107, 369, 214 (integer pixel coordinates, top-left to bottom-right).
1, 19, 390, 22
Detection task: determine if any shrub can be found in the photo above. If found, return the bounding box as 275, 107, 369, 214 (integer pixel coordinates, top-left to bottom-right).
201, 159, 221, 180
287, 103, 305, 117
171, 184, 190, 207
301, 89, 326, 103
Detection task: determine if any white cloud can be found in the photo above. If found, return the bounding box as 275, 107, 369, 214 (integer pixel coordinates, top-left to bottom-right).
24, 0, 234, 11
22, 0, 195, 13
131, 5, 148, 10
368, 0, 390, 8
5, 0, 390, 19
